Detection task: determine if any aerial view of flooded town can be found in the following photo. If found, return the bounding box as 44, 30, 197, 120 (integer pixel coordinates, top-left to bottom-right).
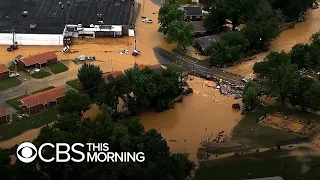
0, 0, 320, 179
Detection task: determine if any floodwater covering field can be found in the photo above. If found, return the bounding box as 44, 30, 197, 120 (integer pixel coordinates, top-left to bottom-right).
1, 0, 320, 163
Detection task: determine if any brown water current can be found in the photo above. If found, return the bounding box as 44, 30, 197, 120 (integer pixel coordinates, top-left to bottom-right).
225, 8, 320, 76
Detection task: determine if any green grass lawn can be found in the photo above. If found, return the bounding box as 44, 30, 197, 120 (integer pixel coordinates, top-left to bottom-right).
66, 79, 82, 91
0, 78, 22, 91
31, 86, 55, 94
5, 95, 28, 110
31, 71, 52, 79
198, 105, 320, 157
48, 62, 69, 74
164, 64, 181, 72
0, 107, 58, 141
195, 150, 320, 180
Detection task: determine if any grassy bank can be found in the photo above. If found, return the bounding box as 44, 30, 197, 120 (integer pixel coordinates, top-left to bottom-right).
49, 62, 69, 74
0, 107, 58, 141
66, 79, 81, 91
195, 149, 320, 180
31, 71, 52, 79
198, 105, 320, 157
31, 86, 55, 94
0, 78, 21, 91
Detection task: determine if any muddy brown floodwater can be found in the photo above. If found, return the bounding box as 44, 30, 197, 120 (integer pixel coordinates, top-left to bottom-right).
225, 9, 320, 77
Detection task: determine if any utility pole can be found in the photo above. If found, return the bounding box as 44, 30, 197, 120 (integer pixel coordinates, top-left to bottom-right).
133, 24, 137, 65
111, 58, 113, 72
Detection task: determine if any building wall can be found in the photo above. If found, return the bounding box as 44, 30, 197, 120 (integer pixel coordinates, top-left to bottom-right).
0, 71, 9, 79
0, 33, 64, 45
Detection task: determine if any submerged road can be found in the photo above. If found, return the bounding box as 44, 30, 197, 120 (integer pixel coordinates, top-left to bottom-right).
0, 48, 245, 113
154, 47, 245, 85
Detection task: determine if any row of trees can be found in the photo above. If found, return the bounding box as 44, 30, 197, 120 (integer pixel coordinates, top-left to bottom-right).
0, 93, 195, 180
77, 63, 186, 117
158, 0, 194, 50
204, 0, 314, 66
252, 35, 320, 111
205, 0, 283, 66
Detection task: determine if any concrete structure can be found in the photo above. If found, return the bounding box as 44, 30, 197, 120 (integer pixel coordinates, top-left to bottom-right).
0, 107, 9, 124
17, 52, 58, 70
246, 177, 284, 180
0, 0, 134, 45
0, 64, 9, 79
19, 87, 65, 115
184, 7, 203, 21
194, 35, 220, 53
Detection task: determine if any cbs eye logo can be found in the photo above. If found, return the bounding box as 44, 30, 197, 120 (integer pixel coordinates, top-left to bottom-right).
17, 142, 37, 163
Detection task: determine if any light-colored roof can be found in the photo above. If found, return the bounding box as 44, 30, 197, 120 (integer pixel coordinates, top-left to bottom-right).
0, 107, 7, 117
246, 177, 284, 180
20, 51, 57, 66
0, 64, 9, 73
20, 87, 65, 107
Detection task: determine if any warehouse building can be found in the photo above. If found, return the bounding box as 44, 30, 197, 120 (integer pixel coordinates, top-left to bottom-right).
0, 0, 134, 46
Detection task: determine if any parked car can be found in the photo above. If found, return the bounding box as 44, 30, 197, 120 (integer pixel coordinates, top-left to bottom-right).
9, 72, 19, 78
142, 18, 153, 23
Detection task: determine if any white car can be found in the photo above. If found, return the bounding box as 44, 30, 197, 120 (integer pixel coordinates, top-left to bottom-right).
34, 68, 40, 72
143, 18, 153, 23
9, 72, 19, 78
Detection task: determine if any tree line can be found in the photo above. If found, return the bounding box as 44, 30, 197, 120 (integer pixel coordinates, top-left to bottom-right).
0, 64, 195, 180
243, 33, 320, 111
204, 0, 313, 66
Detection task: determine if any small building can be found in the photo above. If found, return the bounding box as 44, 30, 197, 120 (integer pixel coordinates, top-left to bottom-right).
246, 177, 284, 180
19, 87, 65, 115
17, 52, 58, 70
194, 35, 220, 54
0, 107, 9, 124
191, 21, 207, 37
184, 7, 203, 21
0, 64, 9, 80
103, 71, 125, 83
136, 64, 165, 73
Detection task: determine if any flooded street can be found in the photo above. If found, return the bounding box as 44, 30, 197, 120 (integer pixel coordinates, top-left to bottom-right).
140, 77, 243, 162
225, 8, 320, 76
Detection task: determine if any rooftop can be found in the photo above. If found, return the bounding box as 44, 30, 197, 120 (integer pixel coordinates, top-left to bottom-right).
20, 51, 57, 66
19, 86, 65, 107
191, 21, 206, 32
103, 71, 124, 83
195, 35, 220, 50
0, 107, 7, 117
184, 7, 202, 16
0, 64, 9, 73
0, 0, 133, 34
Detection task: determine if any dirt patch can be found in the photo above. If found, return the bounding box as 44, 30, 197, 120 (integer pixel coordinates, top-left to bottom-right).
259, 113, 318, 135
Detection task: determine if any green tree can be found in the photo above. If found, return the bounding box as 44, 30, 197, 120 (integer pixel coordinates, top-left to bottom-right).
287, 77, 315, 110
206, 40, 244, 66
268, 0, 313, 21
220, 31, 250, 52
59, 90, 91, 115
290, 43, 311, 68
243, 86, 258, 110
243, 0, 283, 51
10, 107, 195, 180
158, 0, 184, 34
77, 63, 103, 97
303, 81, 320, 112
166, 20, 194, 50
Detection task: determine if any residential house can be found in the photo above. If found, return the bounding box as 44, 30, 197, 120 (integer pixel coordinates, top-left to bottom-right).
184, 7, 203, 21
0, 107, 9, 124
0, 64, 9, 80
17, 51, 58, 70
246, 177, 284, 180
191, 21, 207, 37
194, 35, 220, 54
19, 87, 65, 115
103, 71, 125, 83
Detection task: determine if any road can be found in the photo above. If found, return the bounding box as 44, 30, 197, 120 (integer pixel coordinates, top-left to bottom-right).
0, 48, 245, 113
154, 47, 245, 85
0, 70, 77, 113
